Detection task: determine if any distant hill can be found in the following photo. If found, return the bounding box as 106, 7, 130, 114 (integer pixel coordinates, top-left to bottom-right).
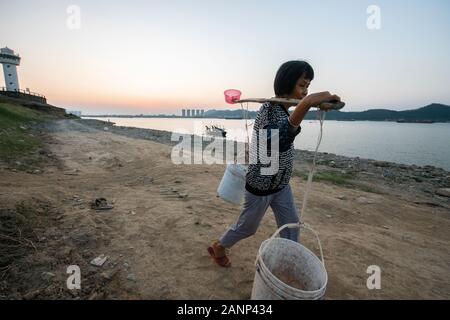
205, 103, 450, 122
305, 103, 450, 122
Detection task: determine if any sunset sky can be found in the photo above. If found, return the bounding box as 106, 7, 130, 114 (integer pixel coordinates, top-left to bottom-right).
1, 0, 449, 115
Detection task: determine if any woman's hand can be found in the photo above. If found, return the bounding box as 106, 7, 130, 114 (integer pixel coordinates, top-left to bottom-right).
289, 91, 342, 127
302, 91, 341, 110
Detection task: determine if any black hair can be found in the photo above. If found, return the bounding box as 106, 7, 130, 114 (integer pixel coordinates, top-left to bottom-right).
273, 60, 314, 97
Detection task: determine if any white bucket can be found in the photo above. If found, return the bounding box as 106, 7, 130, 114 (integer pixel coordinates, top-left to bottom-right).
251, 223, 328, 300
217, 164, 248, 205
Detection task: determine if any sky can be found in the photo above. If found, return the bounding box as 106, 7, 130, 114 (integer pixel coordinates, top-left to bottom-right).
1, 0, 449, 115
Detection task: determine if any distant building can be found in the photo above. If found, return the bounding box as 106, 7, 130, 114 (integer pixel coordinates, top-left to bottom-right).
201, 109, 205, 117
182, 109, 186, 117
187, 109, 191, 117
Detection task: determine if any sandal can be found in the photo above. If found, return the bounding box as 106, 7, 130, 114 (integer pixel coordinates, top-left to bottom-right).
207, 244, 231, 268
90, 198, 114, 210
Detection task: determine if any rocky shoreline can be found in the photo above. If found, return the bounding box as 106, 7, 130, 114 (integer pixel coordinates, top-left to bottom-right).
79, 118, 450, 206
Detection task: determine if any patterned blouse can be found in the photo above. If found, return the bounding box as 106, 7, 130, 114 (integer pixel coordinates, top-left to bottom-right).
245, 102, 301, 196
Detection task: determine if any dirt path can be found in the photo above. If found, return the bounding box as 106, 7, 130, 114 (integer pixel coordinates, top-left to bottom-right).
1, 119, 449, 299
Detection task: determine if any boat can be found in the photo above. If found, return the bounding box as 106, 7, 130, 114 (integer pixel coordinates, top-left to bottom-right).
205, 125, 227, 138
396, 119, 435, 123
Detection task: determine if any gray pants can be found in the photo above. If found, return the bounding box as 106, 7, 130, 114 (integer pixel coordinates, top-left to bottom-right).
220, 184, 300, 248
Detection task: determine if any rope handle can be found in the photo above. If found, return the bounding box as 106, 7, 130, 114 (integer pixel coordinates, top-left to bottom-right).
255, 222, 325, 268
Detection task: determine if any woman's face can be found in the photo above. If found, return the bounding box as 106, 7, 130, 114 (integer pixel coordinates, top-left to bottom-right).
291, 75, 311, 99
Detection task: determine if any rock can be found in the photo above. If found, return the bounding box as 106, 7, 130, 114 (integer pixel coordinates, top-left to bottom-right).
142, 176, 154, 185
127, 273, 137, 282
178, 193, 188, 199
55, 247, 73, 259
90, 198, 114, 210
90, 254, 108, 267
435, 188, 450, 197
41, 272, 56, 281
413, 200, 442, 207
23, 289, 41, 300
64, 170, 79, 176
100, 268, 119, 281
130, 210, 136, 215
336, 195, 347, 200
88, 291, 105, 300
175, 180, 181, 184
382, 170, 396, 179
123, 262, 129, 268
373, 161, 390, 168
356, 196, 376, 204
70, 232, 90, 245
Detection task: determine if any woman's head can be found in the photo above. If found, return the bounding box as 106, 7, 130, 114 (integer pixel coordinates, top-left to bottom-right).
274, 60, 314, 99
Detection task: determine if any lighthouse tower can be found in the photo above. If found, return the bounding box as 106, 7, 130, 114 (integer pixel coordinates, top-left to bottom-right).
0, 47, 21, 91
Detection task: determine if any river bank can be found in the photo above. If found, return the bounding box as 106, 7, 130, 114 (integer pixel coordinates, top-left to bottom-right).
1, 117, 449, 299
80, 118, 450, 209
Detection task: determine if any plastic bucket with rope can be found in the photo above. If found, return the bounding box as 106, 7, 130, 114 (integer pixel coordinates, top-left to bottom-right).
251, 223, 327, 300
250, 109, 328, 300
217, 90, 251, 205
217, 163, 248, 205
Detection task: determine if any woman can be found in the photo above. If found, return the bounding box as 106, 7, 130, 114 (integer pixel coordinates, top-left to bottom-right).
208, 60, 341, 267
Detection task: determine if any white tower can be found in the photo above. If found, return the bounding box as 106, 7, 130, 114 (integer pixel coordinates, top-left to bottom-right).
0, 47, 21, 91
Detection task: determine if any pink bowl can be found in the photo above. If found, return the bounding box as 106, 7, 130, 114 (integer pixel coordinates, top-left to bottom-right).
224, 89, 242, 104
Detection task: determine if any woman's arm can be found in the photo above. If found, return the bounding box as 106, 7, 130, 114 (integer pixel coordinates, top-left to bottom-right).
289, 91, 341, 127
